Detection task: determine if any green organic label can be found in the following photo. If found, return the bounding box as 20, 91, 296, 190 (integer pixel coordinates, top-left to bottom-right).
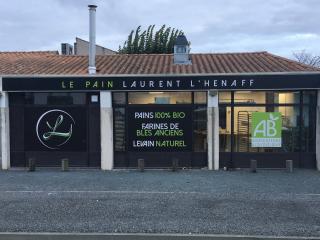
251, 112, 282, 147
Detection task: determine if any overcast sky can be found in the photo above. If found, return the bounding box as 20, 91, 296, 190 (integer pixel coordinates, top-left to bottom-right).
0, 0, 319, 58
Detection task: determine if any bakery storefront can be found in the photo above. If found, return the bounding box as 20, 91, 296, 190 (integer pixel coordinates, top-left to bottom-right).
113, 89, 317, 169
1, 74, 319, 170
112, 91, 207, 168
8, 92, 101, 167
218, 90, 317, 168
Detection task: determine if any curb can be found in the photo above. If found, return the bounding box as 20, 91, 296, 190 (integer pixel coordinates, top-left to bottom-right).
0, 233, 319, 240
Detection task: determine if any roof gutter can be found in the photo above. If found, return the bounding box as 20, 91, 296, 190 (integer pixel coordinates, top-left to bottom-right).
2, 71, 320, 78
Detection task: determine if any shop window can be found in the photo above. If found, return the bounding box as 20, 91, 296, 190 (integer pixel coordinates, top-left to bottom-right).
219, 90, 316, 154
272, 91, 300, 104
234, 91, 266, 104
275, 106, 300, 152
25, 93, 86, 105
219, 105, 231, 152
47, 94, 73, 105
301, 106, 316, 152
114, 108, 126, 152
233, 107, 266, 152
194, 92, 207, 104
219, 91, 231, 103
128, 92, 192, 104
234, 91, 300, 105
193, 106, 207, 152
303, 91, 317, 104
112, 92, 126, 105
232, 106, 300, 153
25, 93, 35, 104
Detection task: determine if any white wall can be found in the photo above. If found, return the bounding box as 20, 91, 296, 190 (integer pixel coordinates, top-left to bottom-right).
207, 91, 219, 170
0, 85, 10, 170
100, 92, 113, 170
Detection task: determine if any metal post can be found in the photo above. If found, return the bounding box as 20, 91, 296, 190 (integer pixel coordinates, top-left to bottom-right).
229, 91, 235, 169
28, 158, 36, 172
88, 5, 97, 74
250, 159, 257, 173
286, 160, 293, 173
61, 158, 69, 172
138, 158, 144, 172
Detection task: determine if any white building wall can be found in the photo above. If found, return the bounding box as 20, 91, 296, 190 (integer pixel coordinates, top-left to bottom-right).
75, 38, 116, 56
100, 91, 113, 170
0, 80, 10, 170
207, 91, 219, 170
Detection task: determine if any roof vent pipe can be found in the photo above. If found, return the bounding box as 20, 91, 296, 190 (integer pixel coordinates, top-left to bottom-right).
88, 5, 97, 74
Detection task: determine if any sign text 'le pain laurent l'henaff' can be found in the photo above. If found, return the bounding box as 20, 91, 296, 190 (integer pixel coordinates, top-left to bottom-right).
61, 78, 255, 90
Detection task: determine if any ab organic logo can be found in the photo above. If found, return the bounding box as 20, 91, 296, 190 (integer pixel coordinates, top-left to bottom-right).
251, 112, 282, 148
36, 109, 75, 149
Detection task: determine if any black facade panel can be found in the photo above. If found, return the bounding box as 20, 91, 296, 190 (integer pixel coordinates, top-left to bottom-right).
88, 105, 101, 152
299, 153, 316, 169
114, 152, 207, 168
10, 152, 26, 167
114, 152, 127, 168
220, 152, 316, 169
9, 92, 101, 168
219, 152, 232, 169
233, 153, 299, 168
25, 152, 88, 167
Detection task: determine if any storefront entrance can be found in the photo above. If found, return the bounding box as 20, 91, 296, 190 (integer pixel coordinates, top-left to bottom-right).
9, 92, 101, 167
219, 91, 317, 169
113, 91, 208, 168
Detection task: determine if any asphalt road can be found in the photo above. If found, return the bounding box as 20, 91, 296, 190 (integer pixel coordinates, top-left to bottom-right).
0, 169, 319, 237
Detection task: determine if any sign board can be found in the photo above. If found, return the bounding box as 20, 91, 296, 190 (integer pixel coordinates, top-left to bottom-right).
251, 112, 282, 147
127, 106, 192, 152
3, 73, 320, 91
24, 107, 87, 151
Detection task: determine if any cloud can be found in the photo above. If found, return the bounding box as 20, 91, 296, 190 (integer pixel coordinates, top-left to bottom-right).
0, 0, 319, 58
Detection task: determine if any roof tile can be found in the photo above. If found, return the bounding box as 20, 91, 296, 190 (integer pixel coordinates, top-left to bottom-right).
0, 51, 318, 75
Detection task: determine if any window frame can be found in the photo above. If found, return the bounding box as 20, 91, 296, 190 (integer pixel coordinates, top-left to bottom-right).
112, 91, 208, 153
218, 90, 317, 154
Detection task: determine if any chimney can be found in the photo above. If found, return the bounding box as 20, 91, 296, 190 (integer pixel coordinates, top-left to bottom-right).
61, 43, 73, 55
88, 5, 97, 74
173, 34, 191, 65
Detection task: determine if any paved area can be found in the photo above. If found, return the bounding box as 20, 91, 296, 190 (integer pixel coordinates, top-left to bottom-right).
0, 169, 319, 237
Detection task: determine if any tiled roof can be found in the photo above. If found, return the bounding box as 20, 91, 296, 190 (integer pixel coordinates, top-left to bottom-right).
0, 51, 318, 75
0, 51, 59, 56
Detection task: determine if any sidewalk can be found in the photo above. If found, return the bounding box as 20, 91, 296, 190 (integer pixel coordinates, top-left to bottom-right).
0, 169, 319, 237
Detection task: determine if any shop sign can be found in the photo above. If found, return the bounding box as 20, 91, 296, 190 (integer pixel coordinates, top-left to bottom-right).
36, 109, 74, 149
127, 106, 192, 151
251, 112, 282, 147
3, 73, 320, 91
24, 107, 87, 151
